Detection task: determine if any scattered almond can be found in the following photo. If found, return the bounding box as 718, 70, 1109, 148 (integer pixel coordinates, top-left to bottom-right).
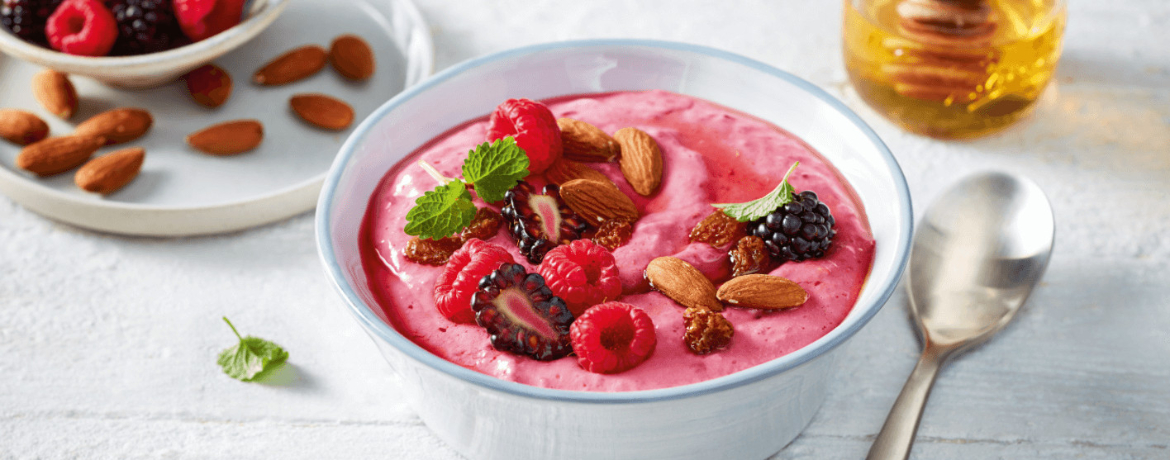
559, 178, 638, 223
186, 119, 264, 156
0, 109, 49, 145
184, 64, 233, 108
74, 108, 153, 145
15, 135, 103, 176
290, 93, 354, 130
329, 34, 375, 81
645, 256, 722, 312
32, 69, 78, 119
716, 274, 808, 310
615, 127, 663, 196
74, 147, 145, 194
253, 45, 328, 86
557, 118, 619, 163
544, 158, 610, 185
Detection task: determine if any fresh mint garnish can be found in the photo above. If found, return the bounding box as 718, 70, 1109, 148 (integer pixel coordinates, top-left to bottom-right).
713, 162, 800, 222
404, 137, 529, 239
217, 317, 289, 382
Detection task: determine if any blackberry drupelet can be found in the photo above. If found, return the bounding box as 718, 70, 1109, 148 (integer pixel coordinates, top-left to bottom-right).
748, 190, 836, 263
108, 0, 180, 55
500, 181, 589, 264
470, 263, 574, 361
1, 0, 63, 44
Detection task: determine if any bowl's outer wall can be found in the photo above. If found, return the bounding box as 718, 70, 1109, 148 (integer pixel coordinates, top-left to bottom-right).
321, 41, 911, 460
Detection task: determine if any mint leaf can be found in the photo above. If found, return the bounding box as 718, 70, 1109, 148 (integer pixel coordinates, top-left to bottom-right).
713, 162, 800, 222
404, 180, 477, 240
462, 137, 529, 203
218, 317, 288, 382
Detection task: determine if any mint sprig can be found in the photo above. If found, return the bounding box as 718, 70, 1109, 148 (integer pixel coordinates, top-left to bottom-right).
217, 317, 289, 382
404, 137, 529, 239
713, 162, 800, 222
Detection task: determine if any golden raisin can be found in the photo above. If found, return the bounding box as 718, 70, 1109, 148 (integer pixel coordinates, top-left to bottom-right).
593, 218, 634, 251
403, 236, 463, 265
729, 235, 772, 277
460, 207, 503, 242
683, 306, 734, 354
689, 210, 747, 248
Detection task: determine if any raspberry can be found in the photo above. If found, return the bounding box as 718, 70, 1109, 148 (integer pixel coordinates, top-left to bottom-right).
538, 240, 622, 317
108, 0, 182, 55
592, 218, 633, 251
570, 302, 657, 374
500, 181, 589, 264
689, 210, 747, 248
683, 306, 733, 355
45, 0, 117, 56
486, 98, 562, 175
748, 190, 836, 263
433, 239, 513, 324
471, 263, 574, 361
1, 0, 64, 44
728, 235, 771, 277
173, 0, 243, 42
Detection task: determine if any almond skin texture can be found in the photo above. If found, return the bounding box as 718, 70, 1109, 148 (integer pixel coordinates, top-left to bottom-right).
0, 109, 50, 145
184, 64, 233, 108
186, 120, 264, 156
557, 118, 619, 163
290, 94, 354, 130
74, 108, 153, 145
15, 135, 103, 176
253, 45, 328, 86
645, 257, 722, 312
74, 147, 145, 194
716, 274, 809, 310
32, 69, 78, 119
615, 127, 663, 196
329, 34, 375, 81
544, 158, 611, 186
559, 178, 639, 224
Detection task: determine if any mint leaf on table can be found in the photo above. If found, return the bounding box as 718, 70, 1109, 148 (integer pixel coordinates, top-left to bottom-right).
713, 162, 800, 222
218, 317, 289, 382
404, 180, 477, 240
462, 137, 529, 203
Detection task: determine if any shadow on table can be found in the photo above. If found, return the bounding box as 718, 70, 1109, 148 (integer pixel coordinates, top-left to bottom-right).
254, 363, 321, 393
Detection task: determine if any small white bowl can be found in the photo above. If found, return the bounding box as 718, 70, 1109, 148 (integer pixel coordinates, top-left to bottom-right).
0, 0, 289, 88
317, 40, 913, 460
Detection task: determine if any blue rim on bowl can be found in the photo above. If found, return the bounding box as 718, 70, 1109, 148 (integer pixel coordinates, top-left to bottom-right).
317, 39, 913, 404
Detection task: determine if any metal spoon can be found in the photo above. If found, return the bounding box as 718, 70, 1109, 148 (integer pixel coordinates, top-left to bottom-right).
866, 172, 1055, 460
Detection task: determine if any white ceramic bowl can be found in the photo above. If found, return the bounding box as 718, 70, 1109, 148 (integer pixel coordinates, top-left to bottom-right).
0, 0, 289, 88
317, 40, 913, 460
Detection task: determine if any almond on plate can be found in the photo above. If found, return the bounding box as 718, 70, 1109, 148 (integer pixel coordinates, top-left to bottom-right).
75, 147, 145, 194
645, 256, 723, 312
329, 34, 375, 81
15, 135, 103, 176
186, 119, 264, 156
558, 178, 639, 224
74, 108, 153, 145
0, 109, 49, 145
31, 69, 78, 119
615, 127, 663, 196
253, 45, 328, 86
184, 64, 233, 108
289, 93, 354, 130
716, 274, 809, 310
557, 118, 619, 163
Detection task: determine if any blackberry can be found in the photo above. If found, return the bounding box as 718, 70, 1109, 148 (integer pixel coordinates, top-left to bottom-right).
1, 0, 63, 44
500, 181, 589, 264
108, 0, 181, 55
748, 190, 836, 263
470, 263, 574, 361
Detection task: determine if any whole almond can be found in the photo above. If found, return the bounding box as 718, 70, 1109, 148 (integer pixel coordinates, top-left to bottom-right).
253, 45, 328, 86
559, 178, 639, 223
186, 120, 264, 156
615, 127, 663, 196
716, 274, 809, 310
557, 118, 619, 163
74, 108, 153, 145
329, 34, 375, 81
545, 158, 610, 185
0, 109, 49, 145
74, 147, 145, 194
290, 93, 354, 130
32, 69, 78, 119
15, 135, 103, 176
184, 64, 233, 108
645, 257, 722, 312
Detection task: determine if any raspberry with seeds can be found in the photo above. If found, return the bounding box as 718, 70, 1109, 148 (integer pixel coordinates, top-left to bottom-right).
538, 239, 622, 317
434, 239, 513, 324
570, 302, 657, 374
45, 0, 117, 56
486, 98, 562, 175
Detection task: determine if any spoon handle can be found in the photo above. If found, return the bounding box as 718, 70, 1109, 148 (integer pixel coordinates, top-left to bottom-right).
866, 346, 949, 460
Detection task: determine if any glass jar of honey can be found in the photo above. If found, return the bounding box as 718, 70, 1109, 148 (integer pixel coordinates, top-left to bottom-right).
843, 0, 1067, 139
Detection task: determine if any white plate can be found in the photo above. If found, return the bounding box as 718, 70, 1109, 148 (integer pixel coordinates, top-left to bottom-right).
0, 0, 432, 236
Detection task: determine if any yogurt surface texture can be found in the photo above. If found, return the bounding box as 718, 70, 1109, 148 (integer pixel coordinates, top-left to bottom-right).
360, 90, 875, 392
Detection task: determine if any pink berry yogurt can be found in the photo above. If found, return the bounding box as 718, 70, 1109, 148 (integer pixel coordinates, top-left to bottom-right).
360, 90, 875, 392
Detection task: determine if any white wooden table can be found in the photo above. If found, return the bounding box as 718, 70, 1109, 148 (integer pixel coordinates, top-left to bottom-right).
2, 1, 1168, 458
